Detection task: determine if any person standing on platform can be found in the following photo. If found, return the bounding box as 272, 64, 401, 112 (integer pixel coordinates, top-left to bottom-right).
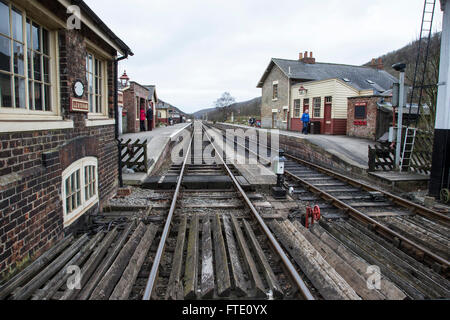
140, 107, 146, 131
301, 109, 310, 135
146, 105, 153, 131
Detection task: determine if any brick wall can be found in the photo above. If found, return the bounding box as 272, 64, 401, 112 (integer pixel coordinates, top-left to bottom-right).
261, 66, 289, 130
0, 15, 118, 279
123, 83, 150, 133
347, 96, 380, 141
347, 95, 392, 141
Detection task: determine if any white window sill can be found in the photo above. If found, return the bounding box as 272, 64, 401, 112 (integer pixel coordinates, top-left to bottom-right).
0, 119, 74, 133
272, 99, 278, 102
85, 119, 115, 127
64, 199, 98, 228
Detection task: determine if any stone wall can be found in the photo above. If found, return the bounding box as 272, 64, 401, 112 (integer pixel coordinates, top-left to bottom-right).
261, 66, 289, 130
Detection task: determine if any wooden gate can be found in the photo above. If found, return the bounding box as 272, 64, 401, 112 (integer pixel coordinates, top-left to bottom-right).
368, 144, 395, 172
119, 138, 150, 173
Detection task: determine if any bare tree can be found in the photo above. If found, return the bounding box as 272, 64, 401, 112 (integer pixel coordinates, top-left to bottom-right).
214, 92, 236, 121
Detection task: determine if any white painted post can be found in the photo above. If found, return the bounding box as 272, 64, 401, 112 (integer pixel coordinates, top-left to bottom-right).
395, 71, 405, 168
430, 0, 450, 195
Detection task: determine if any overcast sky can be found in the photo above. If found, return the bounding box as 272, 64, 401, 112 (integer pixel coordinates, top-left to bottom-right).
85, 0, 443, 114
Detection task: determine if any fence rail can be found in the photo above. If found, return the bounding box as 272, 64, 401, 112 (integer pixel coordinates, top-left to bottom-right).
368, 128, 433, 175
119, 138, 149, 173
368, 144, 395, 172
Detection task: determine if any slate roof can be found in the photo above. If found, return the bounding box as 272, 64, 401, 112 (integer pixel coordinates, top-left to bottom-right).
143, 85, 158, 102
257, 58, 398, 93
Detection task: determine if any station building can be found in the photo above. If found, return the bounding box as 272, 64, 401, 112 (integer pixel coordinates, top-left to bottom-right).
0, 0, 132, 279
155, 99, 171, 125
257, 52, 397, 134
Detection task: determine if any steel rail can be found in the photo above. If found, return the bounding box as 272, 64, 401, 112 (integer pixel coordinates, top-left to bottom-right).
202, 123, 315, 300
207, 123, 449, 274
284, 169, 449, 274
284, 153, 450, 228
142, 132, 193, 300
206, 123, 448, 226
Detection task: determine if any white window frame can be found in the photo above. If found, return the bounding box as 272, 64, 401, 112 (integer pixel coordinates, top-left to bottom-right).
313, 97, 321, 118
272, 81, 278, 100
293, 99, 301, 118
86, 50, 108, 119
0, 1, 60, 121
62, 157, 98, 228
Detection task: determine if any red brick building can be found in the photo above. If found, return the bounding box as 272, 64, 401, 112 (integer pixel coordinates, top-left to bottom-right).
0, 0, 132, 280
122, 81, 151, 133
347, 95, 393, 141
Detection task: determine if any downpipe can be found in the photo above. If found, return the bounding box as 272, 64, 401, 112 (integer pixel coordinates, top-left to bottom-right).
114, 54, 128, 188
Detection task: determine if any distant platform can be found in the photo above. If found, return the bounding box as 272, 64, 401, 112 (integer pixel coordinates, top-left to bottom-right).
216, 122, 375, 169
121, 123, 192, 185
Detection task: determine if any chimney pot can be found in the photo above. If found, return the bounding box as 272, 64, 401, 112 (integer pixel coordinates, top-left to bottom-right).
310, 51, 313, 58
299, 52, 303, 60
377, 58, 384, 70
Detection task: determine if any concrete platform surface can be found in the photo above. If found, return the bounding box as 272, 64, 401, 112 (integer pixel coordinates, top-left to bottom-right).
121, 123, 192, 185
217, 123, 375, 168
369, 171, 430, 182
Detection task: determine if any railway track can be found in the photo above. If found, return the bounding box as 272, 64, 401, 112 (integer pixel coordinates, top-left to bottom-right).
142, 121, 316, 300
2, 121, 448, 300
207, 122, 450, 299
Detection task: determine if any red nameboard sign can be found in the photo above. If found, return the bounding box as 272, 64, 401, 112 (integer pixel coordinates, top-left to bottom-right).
70, 98, 89, 112
354, 120, 367, 126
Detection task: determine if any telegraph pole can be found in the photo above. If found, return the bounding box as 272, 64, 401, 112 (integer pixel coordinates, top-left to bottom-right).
429, 0, 450, 197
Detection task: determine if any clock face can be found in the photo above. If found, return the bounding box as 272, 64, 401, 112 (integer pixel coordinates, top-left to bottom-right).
73, 81, 84, 98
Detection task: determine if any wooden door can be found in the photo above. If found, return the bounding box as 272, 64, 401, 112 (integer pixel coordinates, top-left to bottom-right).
324, 104, 332, 134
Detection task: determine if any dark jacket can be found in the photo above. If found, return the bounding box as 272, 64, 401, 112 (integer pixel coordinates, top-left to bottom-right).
146, 108, 153, 120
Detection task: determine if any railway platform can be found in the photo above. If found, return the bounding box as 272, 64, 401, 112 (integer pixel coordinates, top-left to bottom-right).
216, 122, 430, 191
120, 123, 192, 185
217, 122, 375, 168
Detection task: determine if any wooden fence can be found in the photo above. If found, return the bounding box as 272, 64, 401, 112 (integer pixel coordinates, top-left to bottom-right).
119, 138, 149, 173
368, 144, 395, 172
368, 128, 433, 175
409, 130, 433, 175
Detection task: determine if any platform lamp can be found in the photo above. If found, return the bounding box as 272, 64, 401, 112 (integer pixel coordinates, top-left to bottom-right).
392, 62, 407, 169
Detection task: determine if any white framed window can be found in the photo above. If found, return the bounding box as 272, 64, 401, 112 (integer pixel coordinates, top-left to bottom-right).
86, 51, 106, 115
313, 97, 321, 118
0, 1, 57, 117
272, 83, 278, 100
294, 99, 301, 118
62, 157, 98, 227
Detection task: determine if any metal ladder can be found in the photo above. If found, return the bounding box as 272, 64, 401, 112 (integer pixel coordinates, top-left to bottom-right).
400, 128, 417, 172
407, 0, 437, 125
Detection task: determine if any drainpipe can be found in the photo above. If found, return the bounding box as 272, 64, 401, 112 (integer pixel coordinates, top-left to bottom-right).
287, 70, 291, 131
115, 53, 129, 188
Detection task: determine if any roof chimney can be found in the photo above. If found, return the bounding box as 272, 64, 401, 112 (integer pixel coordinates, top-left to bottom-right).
300, 51, 316, 64
299, 52, 303, 60
377, 58, 384, 70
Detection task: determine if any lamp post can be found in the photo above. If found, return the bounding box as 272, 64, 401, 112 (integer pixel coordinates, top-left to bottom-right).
392, 63, 407, 169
